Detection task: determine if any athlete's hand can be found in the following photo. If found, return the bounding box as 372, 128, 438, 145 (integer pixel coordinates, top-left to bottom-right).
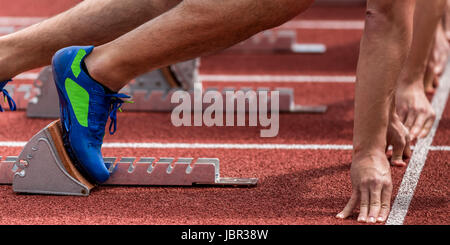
396, 83, 436, 141
386, 112, 412, 167
336, 152, 393, 223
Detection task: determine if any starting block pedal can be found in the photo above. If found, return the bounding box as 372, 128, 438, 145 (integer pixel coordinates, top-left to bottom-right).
0, 120, 257, 196
25, 59, 202, 118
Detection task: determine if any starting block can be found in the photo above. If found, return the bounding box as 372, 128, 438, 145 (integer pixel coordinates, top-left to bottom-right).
227, 29, 326, 54
119, 86, 327, 113
19, 59, 326, 117
0, 120, 257, 196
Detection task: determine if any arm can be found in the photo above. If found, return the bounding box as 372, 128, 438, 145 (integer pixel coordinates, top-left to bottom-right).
0, 0, 182, 81
388, 0, 445, 166
395, 0, 445, 143
337, 0, 415, 223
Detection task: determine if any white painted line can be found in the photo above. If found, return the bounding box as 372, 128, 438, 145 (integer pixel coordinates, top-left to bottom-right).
102, 143, 354, 150
0, 141, 353, 150
199, 74, 356, 83
279, 20, 365, 30
14, 72, 358, 83
0, 141, 27, 147
428, 145, 450, 151
0, 17, 364, 30
291, 43, 327, 53
1, 141, 450, 151
386, 60, 450, 225
14, 72, 40, 80
0, 26, 14, 34
0, 17, 45, 26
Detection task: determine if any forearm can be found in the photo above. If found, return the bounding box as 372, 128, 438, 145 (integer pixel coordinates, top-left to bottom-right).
353, 1, 415, 155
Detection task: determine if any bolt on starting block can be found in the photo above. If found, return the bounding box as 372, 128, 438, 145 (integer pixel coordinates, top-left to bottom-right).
0, 120, 257, 196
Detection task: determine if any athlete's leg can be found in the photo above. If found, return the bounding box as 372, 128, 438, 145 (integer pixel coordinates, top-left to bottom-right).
384, 0, 447, 167
0, 0, 181, 81
51, 0, 314, 183
337, 0, 415, 223
84, 0, 315, 91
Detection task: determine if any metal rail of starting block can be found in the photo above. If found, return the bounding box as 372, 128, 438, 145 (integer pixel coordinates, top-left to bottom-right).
0, 120, 258, 196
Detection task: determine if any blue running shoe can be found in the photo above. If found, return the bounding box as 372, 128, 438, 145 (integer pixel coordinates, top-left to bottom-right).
0, 79, 16, 112
52, 46, 130, 183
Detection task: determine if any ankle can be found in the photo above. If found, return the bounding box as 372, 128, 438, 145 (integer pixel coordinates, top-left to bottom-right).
84, 48, 128, 92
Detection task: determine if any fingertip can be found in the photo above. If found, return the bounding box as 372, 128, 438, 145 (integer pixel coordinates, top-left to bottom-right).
418, 130, 430, 139
410, 129, 419, 139
391, 159, 407, 167
377, 216, 386, 223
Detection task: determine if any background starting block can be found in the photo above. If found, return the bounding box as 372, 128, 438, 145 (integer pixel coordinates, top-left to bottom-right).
5, 58, 327, 117
226, 29, 327, 54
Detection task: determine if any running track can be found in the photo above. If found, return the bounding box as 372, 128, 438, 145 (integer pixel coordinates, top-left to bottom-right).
0, 0, 448, 225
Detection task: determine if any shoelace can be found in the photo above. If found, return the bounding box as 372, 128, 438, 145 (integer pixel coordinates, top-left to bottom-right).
0, 79, 16, 112
106, 93, 132, 135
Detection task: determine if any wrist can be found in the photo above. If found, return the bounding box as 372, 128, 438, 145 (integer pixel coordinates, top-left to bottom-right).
353, 130, 387, 158
352, 145, 387, 163
397, 71, 425, 91
353, 118, 389, 156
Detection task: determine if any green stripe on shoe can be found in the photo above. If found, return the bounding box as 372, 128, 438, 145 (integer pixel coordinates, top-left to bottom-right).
71, 49, 87, 78
65, 78, 89, 127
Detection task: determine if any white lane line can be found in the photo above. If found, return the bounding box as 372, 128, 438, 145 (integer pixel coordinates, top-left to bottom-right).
0, 26, 14, 34
13, 72, 358, 83
0, 17, 45, 26
14, 72, 40, 80
0, 17, 364, 30
199, 74, 356, 83
279, 20, 365, 30
102, 143, 354, 150
386, 60, 450, 225
428, 145, 450, 151
1, 141, 450, 151
0, 142, 353, 150
0, 142, 27, 147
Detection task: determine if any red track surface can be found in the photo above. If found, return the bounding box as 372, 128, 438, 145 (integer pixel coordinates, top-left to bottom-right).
0, 0, 448, 225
